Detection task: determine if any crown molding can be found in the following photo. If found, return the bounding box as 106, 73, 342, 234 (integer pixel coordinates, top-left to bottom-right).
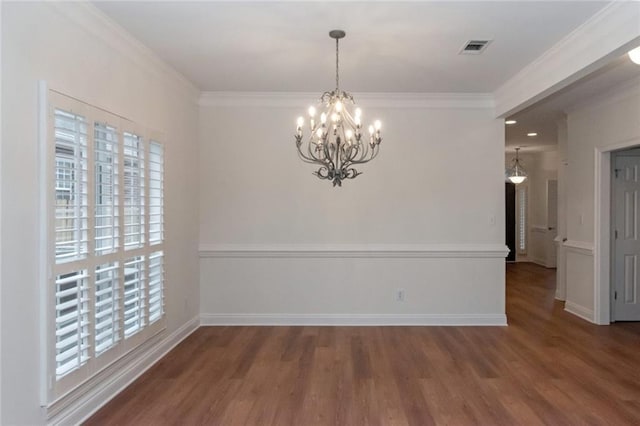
46, 1, 200, 102
198, 243, 509, 259
198, 92, 495, 109
494, 1, 640, 117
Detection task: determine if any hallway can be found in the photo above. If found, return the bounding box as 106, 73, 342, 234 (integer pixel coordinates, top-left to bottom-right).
87, 263, 640, 425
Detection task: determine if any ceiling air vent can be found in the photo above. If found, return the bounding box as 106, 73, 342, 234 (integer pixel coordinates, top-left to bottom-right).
459, 40, 492, 55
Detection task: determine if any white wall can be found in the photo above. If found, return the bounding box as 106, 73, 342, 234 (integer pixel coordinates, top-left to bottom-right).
1, 3, 200, 424
0, 0, 3, 420
564, 78, 640, 322
556, 117, 568, 300
199, 95, 507, 325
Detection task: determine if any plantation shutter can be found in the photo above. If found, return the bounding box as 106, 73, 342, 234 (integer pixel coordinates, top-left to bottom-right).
94, 262, 120, 356
148, 251, 164, 323
123, 256, 146, 337
54, 109, 88, 263
94, 123, 119, 256
123, 133, 145, 250
55, 270, 90, 378
149, 141, 164, 244
45, 91, 167, 402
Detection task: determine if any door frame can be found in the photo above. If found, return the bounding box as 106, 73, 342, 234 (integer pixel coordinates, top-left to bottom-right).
594, 137, 640, 324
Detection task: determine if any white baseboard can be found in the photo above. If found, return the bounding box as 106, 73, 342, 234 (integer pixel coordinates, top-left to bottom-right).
200, 313, 507, 326
49, 316, 200, 426
565, 301, 595, 323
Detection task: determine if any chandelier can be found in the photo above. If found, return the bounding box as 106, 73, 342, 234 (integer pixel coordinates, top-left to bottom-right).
506, 147, 527, 184
295, 30, 383, 187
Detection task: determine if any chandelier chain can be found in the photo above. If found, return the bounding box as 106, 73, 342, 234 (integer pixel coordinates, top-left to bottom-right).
335, 38, 340, 91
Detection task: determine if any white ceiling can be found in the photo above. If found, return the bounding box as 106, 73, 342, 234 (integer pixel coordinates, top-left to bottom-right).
94, 1, 608, 93
505, 54, 640, 152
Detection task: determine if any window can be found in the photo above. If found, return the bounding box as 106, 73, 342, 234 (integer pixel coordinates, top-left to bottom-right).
54, 110, 88, 263
517, 186, 527, 254
123, 132, 145, 250
45, 92, 166, 400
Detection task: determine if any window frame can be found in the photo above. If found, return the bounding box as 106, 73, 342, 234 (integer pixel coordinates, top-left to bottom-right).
41, 89, 166, 403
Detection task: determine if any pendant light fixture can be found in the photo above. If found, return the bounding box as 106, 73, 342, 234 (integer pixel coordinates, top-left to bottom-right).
628, 46, 640, 65
506, 147, 527, 184
295, 30, 383, 187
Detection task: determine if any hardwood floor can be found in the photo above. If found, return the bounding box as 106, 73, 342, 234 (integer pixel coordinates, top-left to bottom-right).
86, 263, 640, 425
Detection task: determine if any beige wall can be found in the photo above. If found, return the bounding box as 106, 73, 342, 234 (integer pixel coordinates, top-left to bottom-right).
199, 97, 508, 324
1, 3, 200, 423
564, 78, 640, 322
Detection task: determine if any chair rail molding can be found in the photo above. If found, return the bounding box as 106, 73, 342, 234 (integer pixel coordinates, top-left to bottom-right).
563, 240, 594, 256
198, 243, 510, 259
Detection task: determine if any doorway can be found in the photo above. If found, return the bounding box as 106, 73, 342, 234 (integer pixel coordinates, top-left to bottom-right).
505, 182, 516, 262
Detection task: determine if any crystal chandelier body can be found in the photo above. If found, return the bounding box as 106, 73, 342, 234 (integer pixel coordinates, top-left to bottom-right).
506, 147, 527, 184
295, 30, 382, 187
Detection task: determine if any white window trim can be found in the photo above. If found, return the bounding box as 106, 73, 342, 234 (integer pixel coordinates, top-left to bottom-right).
516, 185, 528, 256
39, 85, 166, 406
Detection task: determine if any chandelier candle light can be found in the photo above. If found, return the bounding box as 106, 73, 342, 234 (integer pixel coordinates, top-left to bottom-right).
295, 30, 383, 187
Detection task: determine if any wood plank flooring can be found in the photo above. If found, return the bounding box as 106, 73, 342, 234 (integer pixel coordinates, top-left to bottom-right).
86, 263, 640, 425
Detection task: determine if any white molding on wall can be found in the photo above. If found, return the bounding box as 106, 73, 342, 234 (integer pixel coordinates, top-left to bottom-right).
200, 313, 507, 327
494, 1, 640, 117
45, 1, 200, 101
563, 240, 594, 256
564, 301, 595, 324
530, 225, 549, 234
198, 92, 495, 109
47, 317, 200, 426
198, 243, 509, 259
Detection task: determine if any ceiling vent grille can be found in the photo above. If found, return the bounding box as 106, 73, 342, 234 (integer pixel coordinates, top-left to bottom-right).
460, 40, 492, 55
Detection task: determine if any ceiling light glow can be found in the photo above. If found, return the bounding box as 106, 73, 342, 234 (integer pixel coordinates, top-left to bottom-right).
505, 120, 517, 125
527, 132, 538, 137
628, 46, 640, 65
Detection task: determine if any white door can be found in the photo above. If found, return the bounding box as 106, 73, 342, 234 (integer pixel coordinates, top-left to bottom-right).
613, 153, 640, 321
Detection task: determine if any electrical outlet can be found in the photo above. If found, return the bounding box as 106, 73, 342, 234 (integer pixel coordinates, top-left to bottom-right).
395, 288, 405, 302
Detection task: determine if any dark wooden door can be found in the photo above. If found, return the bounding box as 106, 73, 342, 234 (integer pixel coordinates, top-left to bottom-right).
505, 182, 516, 262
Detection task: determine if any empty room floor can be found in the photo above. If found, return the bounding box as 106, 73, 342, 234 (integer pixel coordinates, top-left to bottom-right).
86, 263, 640, 425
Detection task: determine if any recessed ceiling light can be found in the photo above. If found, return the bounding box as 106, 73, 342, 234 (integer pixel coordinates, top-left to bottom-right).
505, 120, 517, 125
527, 132, 538, 137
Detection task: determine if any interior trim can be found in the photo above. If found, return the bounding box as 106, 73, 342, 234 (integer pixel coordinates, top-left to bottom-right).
198, 243, 510, 259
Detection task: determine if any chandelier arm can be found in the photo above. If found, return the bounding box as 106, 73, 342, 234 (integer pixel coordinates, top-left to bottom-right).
347, 144, 379, 165
297, 137, 328, 165
296, 147, 322, 164
343, 141, 363, 165
296, 139, 318, 163
352, 139, 370, 163
323, 139, 337, 172
306, 138, 320, 162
